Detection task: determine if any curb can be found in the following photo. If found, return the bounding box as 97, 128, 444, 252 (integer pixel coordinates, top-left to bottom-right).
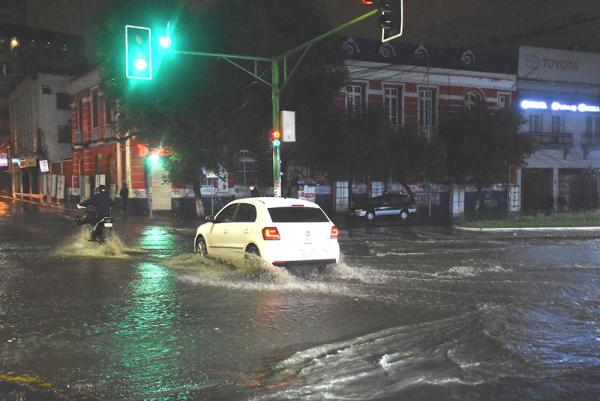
455, 226, 600, 233
0, 194, 79, 214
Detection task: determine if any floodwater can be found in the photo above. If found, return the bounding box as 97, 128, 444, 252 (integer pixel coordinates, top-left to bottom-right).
1, 198, 600, 400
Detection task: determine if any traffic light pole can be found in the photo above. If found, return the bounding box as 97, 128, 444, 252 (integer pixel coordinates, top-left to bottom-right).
271, 60, 282, 197
172, 9, 378, 197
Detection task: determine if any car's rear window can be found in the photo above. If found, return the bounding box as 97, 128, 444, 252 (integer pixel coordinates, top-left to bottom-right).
268, 207, 329, 222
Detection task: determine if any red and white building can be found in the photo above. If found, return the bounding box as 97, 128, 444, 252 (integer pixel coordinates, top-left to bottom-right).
65, 69, 170, 212
323, 38, 518, 216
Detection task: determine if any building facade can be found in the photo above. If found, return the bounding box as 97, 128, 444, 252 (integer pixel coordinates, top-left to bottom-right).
307, 38, 518, 216
516, 46, 600, 212
9, 72, 73, 200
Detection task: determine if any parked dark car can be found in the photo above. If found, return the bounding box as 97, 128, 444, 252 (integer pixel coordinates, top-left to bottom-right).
350, 193, 416, 221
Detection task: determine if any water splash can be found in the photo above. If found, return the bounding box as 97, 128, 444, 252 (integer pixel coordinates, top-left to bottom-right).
167, 253, 361, 297
51, 229, 133, 259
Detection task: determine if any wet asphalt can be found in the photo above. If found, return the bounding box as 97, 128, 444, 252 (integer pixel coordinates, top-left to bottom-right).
1, 198, 600, 401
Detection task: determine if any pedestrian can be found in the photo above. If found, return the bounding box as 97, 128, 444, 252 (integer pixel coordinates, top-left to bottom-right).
119, 181, 129, 214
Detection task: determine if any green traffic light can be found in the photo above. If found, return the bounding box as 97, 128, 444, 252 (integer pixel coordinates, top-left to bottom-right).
125, 25, 152, 80
135, 58, 148, 71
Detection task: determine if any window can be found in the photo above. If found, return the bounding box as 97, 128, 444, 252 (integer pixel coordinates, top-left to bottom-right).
214, 204, 237, 223
586, 116, 600, 135
529, 114, 543, 132
268, 207, 329, 223
56, 93, 70, 110
418, 87, 437, 127
41, 85, 51, 95
551, 115, 564, 133
586, 116, 593, 134
498, 93, 511, 109
91, 88, 99, 128
346, 84, 364, 118
384, 87, 402, 127
464, 90, 483, 111
235, 203, 257, 222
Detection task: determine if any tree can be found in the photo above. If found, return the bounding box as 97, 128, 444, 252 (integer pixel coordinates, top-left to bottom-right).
440, 102, 533, 211
92, 0, 346, 215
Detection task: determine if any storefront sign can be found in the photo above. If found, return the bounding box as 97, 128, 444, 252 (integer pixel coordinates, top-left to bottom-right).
520, 99, 600, 113
20, 158, 37, 168
298, 185, 316, 203
519, 46, 600, 85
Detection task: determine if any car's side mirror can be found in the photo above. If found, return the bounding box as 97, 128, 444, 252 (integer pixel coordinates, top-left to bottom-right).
204, 215, 214, 223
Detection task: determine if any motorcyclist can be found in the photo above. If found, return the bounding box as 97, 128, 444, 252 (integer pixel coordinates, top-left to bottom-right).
76, 185, 113, 241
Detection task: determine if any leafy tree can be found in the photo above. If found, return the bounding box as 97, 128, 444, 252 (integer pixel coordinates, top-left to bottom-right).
440, 102, 533, 210
92, 0, 346, 215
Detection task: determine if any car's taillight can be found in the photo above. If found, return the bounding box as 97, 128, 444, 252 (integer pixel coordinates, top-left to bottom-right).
262, 227, 281, 240
330, 226, 339, 239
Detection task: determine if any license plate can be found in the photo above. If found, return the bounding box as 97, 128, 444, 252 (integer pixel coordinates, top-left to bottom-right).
104, 223, 113, 228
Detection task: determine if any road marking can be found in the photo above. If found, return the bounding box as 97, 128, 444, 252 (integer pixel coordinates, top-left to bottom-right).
0, 373, 53, 389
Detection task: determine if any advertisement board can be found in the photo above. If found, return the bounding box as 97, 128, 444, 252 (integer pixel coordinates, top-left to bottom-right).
519, 46, 600, 85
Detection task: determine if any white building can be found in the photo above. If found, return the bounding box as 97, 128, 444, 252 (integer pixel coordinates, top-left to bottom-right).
9, 72, 73, 198
517, 46, 600, 212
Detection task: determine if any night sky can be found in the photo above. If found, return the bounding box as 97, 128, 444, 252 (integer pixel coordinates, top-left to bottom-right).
21, 0, 600, 53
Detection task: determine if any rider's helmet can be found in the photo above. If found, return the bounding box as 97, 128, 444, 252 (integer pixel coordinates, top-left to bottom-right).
95, 185, 108, 194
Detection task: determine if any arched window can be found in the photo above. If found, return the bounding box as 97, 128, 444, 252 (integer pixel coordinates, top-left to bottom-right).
464, 90, 484, 111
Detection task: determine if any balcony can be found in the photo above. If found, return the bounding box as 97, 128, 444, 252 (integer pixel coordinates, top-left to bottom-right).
525, 132, 573, 148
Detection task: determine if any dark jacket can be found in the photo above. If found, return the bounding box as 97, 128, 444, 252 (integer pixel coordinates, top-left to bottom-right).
119, 186, 129, 199
82, 191, 113, 217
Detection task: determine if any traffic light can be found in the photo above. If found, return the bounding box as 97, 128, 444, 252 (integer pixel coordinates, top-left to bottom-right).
125, 25, 152, 80
378, 0, 403, 43
269, 130, 281, 148
362, 0, 404, 43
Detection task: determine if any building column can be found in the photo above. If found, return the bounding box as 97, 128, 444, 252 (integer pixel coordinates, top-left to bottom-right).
125, 137, 132, 191
552, 167, 559, 202
116, 141, 122, 193
450, 183, 465, 217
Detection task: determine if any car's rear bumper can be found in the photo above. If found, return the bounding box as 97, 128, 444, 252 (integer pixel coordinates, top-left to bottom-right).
271, 259, 338, 267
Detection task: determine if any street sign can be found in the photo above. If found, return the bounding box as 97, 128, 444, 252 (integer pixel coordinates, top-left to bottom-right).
282, 110, 296, 142
39, 160, 49, 173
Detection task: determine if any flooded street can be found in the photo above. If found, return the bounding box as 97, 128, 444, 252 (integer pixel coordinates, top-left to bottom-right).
1, 198, 600, 400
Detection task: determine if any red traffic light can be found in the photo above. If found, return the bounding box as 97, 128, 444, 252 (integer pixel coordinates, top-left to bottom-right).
269, 130, 281, 141
361, 0, 375, 4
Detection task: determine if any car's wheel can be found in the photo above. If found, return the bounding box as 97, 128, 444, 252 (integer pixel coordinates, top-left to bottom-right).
245, 244, 260, 258
400, 209, 409, 220
366, 211, 376, 221
195, 236, 208, 257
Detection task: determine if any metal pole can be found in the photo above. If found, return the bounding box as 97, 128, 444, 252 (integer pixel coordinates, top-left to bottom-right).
272, 59, 282, 197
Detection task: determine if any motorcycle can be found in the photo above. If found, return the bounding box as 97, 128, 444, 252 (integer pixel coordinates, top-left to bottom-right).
75, 203, 114, 244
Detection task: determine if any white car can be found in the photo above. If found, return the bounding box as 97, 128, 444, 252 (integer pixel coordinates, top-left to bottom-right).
194, 197, 340, 267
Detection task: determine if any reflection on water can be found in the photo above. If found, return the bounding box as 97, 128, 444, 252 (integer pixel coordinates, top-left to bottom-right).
99, 260, 201, 399
138, 226, 178, 258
